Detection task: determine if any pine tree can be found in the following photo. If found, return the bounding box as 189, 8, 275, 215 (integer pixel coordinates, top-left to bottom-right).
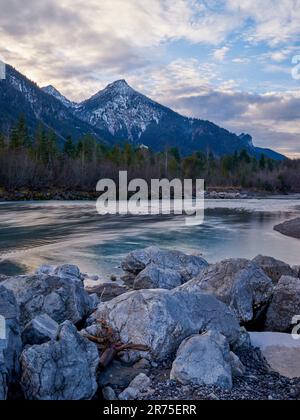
64, 136, 75, 158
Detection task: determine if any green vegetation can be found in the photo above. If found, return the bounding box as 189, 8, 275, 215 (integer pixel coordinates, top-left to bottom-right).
0, 115, 299, 195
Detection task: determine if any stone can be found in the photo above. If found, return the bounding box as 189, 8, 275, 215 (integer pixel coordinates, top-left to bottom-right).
0, 353, 7, 400
122, 246, 208, 282
86, 283, 128, 302
98, 360, 150, 389
274, 218, 300, 240
53, 264, 82, 280
20, 321, 99, 400
0, 285, 22, 384
170, 332, 233, 390
118, 373, 151, 400
250, 332, 300, 378
253, 255, 296, 283
230, 352, 246, 377
292, 266, 300, 278
102, 386, 118, 401
2, 273, 95, 327
21, 314, 59, 346
90, 289, 241, 362
134, 264, 182, 290
180, 259, 274, 324
265, 276, 300, 332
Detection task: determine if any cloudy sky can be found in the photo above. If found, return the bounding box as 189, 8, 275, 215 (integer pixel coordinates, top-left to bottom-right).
0, 0, 300, 157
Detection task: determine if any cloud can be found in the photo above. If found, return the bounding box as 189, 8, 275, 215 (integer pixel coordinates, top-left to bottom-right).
213, 46, 230, 61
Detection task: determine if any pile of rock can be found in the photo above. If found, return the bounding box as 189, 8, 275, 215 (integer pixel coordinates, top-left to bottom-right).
0, 249, 299, 400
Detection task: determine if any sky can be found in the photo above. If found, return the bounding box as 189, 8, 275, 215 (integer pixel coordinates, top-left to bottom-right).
0, 0, 300, 157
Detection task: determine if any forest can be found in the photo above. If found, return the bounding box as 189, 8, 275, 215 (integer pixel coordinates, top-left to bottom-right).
1, 115, 300, 196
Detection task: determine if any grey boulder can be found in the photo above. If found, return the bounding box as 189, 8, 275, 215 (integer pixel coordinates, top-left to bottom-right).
253, 255, 296, 283
133, 264, 182, 290
2, 273, 95, 327
265, 276, 300, 332
20, 321, 99, 400
179, 259, 274, 324
118, 373, 151, 400
22, 314, 59, 346
91, 289, 241, 362
122, 246, 208, 282
170, 332, 233, 390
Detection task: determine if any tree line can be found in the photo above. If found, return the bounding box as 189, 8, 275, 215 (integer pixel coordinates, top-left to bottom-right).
0, 115, 299, 194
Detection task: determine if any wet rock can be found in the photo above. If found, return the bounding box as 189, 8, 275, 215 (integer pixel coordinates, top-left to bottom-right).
265, 276, 300, 332
2, 273, 95, 327
90, 289, 241, 362
53, 264, 83, 280
170, 332, 233, 390
134, 264, 182, 290
20, 321, 99, 400
122, 246, 208, 282
0, 353, 7, 400
180, 259, 273, 324
274, 218, 300, 240
253, 255, 296, 283
21, 314, 59, 346
118, 373, 151, 400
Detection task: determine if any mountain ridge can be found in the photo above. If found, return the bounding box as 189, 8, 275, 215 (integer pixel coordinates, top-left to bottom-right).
0, 64, 285, 160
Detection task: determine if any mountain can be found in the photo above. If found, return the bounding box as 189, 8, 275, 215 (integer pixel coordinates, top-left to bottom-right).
0, 65, 105, 143
0, 64, 285, 159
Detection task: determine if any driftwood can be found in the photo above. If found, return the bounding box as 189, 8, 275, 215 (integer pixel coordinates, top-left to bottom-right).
84, 320, 149, 369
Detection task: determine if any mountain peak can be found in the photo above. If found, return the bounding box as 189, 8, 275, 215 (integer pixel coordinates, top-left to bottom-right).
42, 85, 75, 108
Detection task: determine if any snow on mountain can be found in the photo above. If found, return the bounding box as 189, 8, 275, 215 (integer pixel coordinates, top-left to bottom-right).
74, 80, 165, 141
42, 85, 75, 109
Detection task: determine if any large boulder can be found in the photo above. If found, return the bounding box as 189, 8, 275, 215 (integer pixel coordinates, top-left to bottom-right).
179, 259, 274, 324
118, 373, 151, 400
2, 273, 95, 327
265, 276, 300, 332
0, 285, 22, 392
250, 332, 300, 378
253, 255, 296, 283
170, 331, 233, 390
20, 321, 99, 400
22, 314, 59, 346
122, 246, 208, 282
133, 264, 182, 290
90, 289, 241, 362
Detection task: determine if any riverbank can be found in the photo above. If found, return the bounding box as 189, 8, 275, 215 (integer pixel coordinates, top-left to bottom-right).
274, 218, 300, 240
1, 247, 300, 400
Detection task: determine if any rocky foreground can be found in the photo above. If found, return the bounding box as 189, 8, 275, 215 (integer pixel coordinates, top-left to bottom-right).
0, 247, 300, 400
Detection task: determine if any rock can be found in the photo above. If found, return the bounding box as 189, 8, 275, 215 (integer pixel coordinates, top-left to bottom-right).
253, 255, 296, 283
2, 273, 95, 327
20, 321, 99, 400
86, 283, 128, 302
274, 218, 300, 240
118, 373, 151, 400
265, 276, 300, 332
134, 264, 182, 290
35, 265, 55, 276
180, 259, 274, 324
0, 353, 7, 400
292, 266, 300, 278
102, 386, 118, 401
0, 285, 22, 383
122, 246, 208, 282
21, 314, 59, 346
232, 327, 252, 352
98, 360, 150, 389
53, 264, 82, 280
90, 289, 241, 362
170, 331, 233, 390
250, 332, 300, 378
230, 352, 245, 377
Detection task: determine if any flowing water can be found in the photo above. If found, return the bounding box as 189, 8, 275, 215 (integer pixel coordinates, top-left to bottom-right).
0, 197, 299, 280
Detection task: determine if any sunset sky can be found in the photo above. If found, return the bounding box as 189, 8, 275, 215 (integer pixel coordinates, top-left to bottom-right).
0, 0, 300, 157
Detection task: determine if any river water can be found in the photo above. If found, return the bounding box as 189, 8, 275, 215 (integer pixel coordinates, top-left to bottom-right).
0, 197, 299, 279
